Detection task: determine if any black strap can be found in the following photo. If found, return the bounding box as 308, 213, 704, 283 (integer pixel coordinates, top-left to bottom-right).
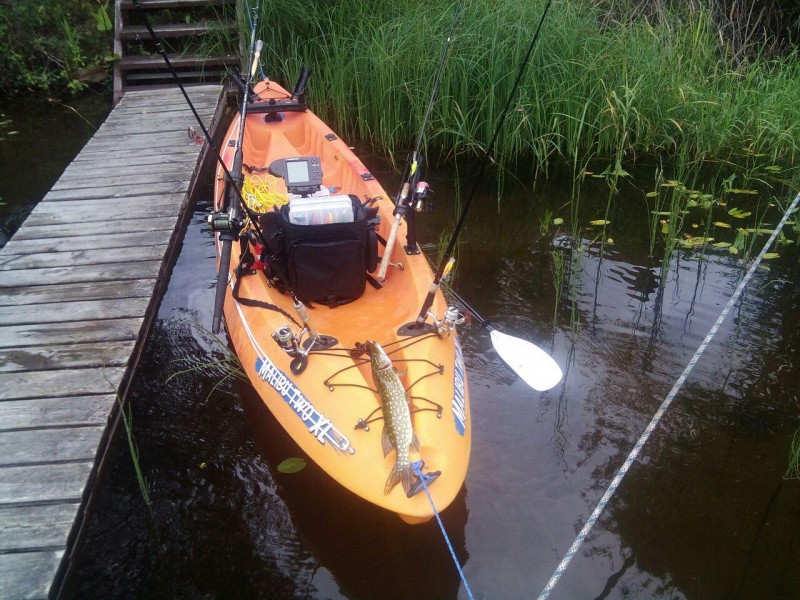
366, 274, 382, 289
232, 275, 302, 328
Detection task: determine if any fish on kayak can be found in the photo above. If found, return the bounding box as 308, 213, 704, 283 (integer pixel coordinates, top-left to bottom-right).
365, 341, 421, 496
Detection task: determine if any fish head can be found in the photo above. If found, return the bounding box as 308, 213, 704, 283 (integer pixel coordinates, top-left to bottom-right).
365, 340, 392, 371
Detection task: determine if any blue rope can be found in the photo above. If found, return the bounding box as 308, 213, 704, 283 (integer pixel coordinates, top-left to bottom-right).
412, 461, 475, 600
537, 190, 800, 600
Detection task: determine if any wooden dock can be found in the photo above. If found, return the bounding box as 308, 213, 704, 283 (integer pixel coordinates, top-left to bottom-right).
0, 85, 222, 598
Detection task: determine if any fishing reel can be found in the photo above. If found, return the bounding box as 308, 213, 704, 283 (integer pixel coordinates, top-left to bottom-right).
272, 301, 338, 375
207, 211, 244, 234
427, 305, 465, 338
412, 181, 433, 213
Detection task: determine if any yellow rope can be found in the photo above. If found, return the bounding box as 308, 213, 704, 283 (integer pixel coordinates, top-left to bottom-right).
243, 173, 288, 213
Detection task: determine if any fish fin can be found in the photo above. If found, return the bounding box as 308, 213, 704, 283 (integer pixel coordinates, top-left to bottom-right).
410, 432, 420, 453
381, 426, 393, 458
384, 463, 415, 496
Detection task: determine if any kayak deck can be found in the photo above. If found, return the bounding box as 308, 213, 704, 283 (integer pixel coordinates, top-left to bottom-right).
214, 82, 471, 521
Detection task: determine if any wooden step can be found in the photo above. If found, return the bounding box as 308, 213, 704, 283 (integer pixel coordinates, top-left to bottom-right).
118, 21, 235, 39
121, 0, 234, 8
118, 53, 239, 71
124, 69, 228, 82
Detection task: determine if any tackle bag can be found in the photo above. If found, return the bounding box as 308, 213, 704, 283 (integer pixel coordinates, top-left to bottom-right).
258, 195, 379, 307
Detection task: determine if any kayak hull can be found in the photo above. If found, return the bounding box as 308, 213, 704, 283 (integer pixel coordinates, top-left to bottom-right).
213, 82, 471, 521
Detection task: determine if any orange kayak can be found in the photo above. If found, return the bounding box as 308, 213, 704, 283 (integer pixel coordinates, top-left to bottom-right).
213, 81, 470, 523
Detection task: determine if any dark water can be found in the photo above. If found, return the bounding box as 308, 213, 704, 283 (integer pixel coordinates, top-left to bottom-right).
0, 93, 111, 246
8, 97, 799, 598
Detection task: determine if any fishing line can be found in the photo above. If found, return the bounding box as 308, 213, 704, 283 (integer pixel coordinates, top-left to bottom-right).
537, 190, 800, 600
414, 0, 553, 323
412, 461, 476, 600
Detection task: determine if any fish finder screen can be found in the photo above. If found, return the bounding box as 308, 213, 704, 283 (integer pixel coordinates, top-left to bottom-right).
286, 160, 310, 184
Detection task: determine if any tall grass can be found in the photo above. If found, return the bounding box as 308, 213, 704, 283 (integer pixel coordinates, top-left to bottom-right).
239, 0, 800, 173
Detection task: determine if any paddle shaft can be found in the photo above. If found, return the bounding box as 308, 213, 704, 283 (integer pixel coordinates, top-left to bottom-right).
415, 0, 553, 324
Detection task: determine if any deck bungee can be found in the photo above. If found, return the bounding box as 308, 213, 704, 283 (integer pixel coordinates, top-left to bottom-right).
134, 0, 561, 524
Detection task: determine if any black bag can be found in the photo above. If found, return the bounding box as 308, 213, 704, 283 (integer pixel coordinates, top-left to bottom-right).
259, 196, 378, 307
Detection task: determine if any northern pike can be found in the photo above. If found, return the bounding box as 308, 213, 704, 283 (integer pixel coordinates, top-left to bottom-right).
366, 341, 420, 496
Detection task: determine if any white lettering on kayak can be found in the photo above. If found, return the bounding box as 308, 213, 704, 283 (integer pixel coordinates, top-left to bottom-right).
256, 357, 353, 454
452, 336, 467, 436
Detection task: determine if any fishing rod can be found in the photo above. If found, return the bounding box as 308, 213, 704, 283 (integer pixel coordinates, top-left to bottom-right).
211, 14, 263, 334
131, 0, 269, 333
376, 0, 465, 282
410, 0, 562, 392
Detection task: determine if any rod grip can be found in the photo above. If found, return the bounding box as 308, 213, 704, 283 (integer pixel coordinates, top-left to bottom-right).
377, 214, 402, 282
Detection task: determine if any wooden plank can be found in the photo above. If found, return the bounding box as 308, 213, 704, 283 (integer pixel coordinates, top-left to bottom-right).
1, 230, 175, 255
71, 145, 202, 162
0, 318, 143, 349
0, 396, 114, 430
43, 180, 190, 201
121, 0, 235, 9
10, 216, 178, 240
0, 504, 79, 551
120, 85, 221, 101
80, 134, 198, 152
0, 279, 156, 307
0, 341, 136, 373
118, 53, 238, 70
0, 246, 167, 270
0, 463, 93, 504
50, 172, 188, 193
22, 203, 178, 227
57, 162, 195, 181
97, 112, 215, 133
0, 427, 106, 466
118, 22, 236, 39
0, 261, 162, 288
0, 549, 64, 599
0, 298, 151, 326
0, 368, 126, 401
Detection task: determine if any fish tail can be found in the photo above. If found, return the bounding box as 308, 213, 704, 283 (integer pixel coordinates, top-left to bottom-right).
384, 462, 415, 496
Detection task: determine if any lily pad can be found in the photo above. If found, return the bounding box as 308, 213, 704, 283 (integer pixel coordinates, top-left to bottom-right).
712, 242, 732, 248
726, 188, 759, 195
277, 458, 307, 474
646, 191, 659, 198
713, 221, 731, 228
589, 219, 611, 226
728, 208, 752, 219
553, 217, 564, 226
763, 252, 780, 259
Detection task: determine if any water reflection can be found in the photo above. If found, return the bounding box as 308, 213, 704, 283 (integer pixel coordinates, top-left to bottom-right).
62, 164, 800, 599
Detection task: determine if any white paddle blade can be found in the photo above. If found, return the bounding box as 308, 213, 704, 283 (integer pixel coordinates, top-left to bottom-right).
490, 329, 563, 391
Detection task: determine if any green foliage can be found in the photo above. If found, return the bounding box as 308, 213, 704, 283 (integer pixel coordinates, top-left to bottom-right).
0, 0, 113, 96
240, 0, 800, 173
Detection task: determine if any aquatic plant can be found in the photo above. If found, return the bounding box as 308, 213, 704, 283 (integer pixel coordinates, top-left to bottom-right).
117, 393, 152, 509
167, 321, 248, 402
240, 0, 800, 177
786, 428, 800, 480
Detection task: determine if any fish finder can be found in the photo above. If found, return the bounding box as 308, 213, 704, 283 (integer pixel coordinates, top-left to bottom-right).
268, 156, 323, 196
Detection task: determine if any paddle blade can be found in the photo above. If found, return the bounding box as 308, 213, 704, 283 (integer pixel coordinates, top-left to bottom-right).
212, 238, 232, 334
489, 329, 563, 391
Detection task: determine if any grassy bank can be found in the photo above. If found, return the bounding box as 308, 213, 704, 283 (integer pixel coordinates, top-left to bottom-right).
245, 0, 800, 174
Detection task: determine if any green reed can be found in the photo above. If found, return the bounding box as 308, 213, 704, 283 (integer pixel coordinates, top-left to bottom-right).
236, 0, 800, 174
786, 428, 800, 480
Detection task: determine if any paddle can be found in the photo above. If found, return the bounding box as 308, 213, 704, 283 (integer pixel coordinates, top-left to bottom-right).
443, 284, 562, 391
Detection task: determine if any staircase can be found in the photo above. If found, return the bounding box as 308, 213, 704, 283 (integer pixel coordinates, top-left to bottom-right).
113, 0, 240, 102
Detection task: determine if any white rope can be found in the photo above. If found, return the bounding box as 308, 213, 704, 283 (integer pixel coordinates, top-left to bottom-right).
538, 191, 800, 600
